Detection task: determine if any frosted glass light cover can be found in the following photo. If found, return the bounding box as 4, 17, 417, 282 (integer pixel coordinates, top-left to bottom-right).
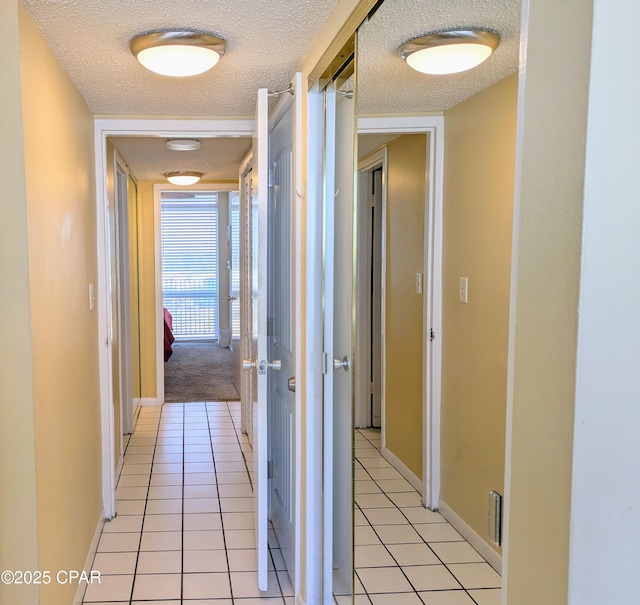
137, 45, 220, 77
165, 172, 203, 185
130, 32, 226, 78
406, 43, 493, 75
400, 30, 500, 75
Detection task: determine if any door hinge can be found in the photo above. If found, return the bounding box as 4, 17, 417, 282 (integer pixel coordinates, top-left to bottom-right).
322, 352, 328, 375
268, 167, 274, 188
267, 317, 274, 336
370, 194, 376, 207
430, 329, 435, 342
370, 382, 375, 395
267, 461, 273, 479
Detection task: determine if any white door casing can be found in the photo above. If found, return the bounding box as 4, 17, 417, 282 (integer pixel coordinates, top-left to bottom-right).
246, 88, 270, 590
95, 117, 253, 520
356, 115, 444, 510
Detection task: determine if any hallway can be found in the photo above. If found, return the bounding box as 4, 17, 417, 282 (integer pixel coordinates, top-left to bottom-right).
83, 403, 291, 604
83, 402, 501, 605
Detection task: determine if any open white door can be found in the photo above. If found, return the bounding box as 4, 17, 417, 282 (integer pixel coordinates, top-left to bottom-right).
268, 73, 303, 584
245, 75, 303, 593
244, 87, 269, 590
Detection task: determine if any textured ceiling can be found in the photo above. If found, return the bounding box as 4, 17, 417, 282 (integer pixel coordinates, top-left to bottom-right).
21, 0, 521, 180
22, 0, 340, 117
112, 136, 251, 182
357, 0, 521, 114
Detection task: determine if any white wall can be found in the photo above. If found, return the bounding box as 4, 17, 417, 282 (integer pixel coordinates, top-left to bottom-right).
568, 1, 640, 603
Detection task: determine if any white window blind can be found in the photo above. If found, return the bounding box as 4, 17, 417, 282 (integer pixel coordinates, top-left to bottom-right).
161, 195, 219, 340
230, 192, 240, 339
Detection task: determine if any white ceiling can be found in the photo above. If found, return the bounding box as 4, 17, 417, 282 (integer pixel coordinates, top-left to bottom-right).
21, 0, 521, 182
112, 136, 251, 182
358, 0, 521, 114
22, 0, 340, 117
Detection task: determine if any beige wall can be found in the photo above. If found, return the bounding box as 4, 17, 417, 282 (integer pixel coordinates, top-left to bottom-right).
129, 177, 141, 399
384, 134, 426, 479
0, 2, 40, 604
440, 74, 518, 554
19, 5, 103, 605
504, 1, 593, 603
136, 181, 158, 399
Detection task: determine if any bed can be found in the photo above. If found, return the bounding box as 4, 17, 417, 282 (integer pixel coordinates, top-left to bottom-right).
163, 307, 175, 361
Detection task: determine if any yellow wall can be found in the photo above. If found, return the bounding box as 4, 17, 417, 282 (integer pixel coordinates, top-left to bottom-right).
384, 134, 426, 479
136, 182, 158, 399
19, 6, 103, 605
129, 177, 141, 399
0, 2, 40, 604
504, 1, 593, 602
440, 74, 518, 553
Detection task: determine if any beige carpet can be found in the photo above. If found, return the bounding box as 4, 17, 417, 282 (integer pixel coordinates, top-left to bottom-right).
164, 341, 240, 402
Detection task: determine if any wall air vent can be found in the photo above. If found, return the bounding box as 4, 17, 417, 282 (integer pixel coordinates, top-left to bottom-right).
488, 490, 503, 546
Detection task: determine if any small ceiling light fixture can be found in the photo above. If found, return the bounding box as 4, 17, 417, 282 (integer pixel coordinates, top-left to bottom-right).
165, 139, 202, 151
130, 31, 226, 77
400, 29, 500, 75
165, 171, 203, 186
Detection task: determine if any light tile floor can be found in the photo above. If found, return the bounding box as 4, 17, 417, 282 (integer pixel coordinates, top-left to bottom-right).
349, 428, 502, 605
82, 404, 500, 604
83, 402, 293, 604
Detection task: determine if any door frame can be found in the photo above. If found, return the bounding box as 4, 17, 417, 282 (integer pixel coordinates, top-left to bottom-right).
355, 148, 387, 433
153, 181, 240, 406
238, 151, 253, 438
114, 153, 135, 436
356, 115, 444, 509
94, 117, 253, 518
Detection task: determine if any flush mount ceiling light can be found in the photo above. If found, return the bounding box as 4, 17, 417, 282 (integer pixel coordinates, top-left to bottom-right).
165, 171, 203, 186
165, 139, 201, 151
130, 31, 226, 77
399, 29, 500, 75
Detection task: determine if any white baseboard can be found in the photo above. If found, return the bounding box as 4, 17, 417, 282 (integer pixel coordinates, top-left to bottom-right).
140, 397, 160, 406
72, 509, 105, 605
295, 593, 306, 605
438, 498, 502, 574
381, 446, 423, 494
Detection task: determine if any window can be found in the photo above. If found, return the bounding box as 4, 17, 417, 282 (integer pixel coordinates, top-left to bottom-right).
161, 193, 219, 340
229, 192, 241, 339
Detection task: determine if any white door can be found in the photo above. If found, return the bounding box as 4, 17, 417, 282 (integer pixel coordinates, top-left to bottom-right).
245, 76, 302, 593
268, 74, 302, 580
244, 87, 269, 590
323, 81, 356, 600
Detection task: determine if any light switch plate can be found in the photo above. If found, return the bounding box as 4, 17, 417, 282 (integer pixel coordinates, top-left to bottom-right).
459, 277, 468, 304
416, 272, 423, 295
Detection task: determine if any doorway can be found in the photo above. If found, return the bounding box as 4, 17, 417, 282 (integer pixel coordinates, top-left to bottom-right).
153, 182, 243, 406
160, 189, 240, 403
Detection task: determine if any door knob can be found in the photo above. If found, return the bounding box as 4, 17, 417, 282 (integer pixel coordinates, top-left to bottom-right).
242, 359, 257, 370
333, 356, 350, 372
267, 359, 282, 371
227, 295, 238, 301
288, 377, 296, 392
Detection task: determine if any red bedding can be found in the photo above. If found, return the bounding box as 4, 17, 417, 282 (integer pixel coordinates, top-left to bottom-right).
163, 307, 175, 361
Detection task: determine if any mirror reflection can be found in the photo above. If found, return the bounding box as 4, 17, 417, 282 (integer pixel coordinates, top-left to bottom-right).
348, 0, 521, 602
